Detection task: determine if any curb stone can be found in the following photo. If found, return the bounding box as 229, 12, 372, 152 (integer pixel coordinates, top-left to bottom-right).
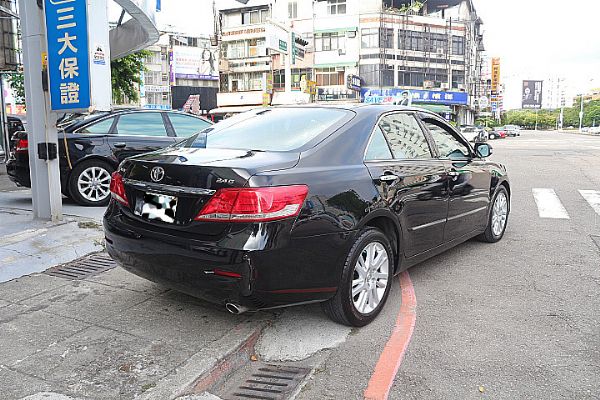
139, 318, 268, 400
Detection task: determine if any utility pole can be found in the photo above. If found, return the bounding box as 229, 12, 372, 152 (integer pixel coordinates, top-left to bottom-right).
18, 0, 62, 221
579, 93, 584, 132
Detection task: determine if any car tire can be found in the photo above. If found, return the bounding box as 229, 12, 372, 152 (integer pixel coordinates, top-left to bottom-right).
68, 159, 114, 207
489, 134, 496, 140
478, 186, 510, 243
322, 228, 394, 327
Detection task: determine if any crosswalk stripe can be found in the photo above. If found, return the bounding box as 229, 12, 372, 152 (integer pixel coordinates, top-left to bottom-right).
532, 188, 570, 219
579, 190, 600, 216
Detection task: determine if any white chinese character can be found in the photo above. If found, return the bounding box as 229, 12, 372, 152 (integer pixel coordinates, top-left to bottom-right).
60, 82, 80, 104
58, 32, 77, 55
59, 57, 79, 79
57, 5, 76, 30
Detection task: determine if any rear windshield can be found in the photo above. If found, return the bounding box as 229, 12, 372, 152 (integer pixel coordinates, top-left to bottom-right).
185, 108, 350, 152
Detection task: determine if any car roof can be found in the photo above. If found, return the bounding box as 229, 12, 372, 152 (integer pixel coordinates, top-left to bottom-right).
269, 103, 445, 120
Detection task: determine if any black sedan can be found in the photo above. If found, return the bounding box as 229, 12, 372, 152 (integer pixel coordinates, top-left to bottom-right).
6, 109, 212, 206
104, 105, 510, 326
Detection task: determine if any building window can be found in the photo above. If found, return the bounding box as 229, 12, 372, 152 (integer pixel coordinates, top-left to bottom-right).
452, 36, 465, 55
452, 70, 465, 89
429, 33, 447, 53
360, 64, 394, 87
315, 67, 344, 86
315, 32, 345, 52
248, 38, 266, 57
361, 28, 393, 49
227, 40, 246, 59
228, 72, 263, 92
327, 0, 346, 15
288, 1, 298, 19
242, 9, 270, 25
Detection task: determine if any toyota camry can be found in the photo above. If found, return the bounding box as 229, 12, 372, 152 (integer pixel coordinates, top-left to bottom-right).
103, 105, 510, 326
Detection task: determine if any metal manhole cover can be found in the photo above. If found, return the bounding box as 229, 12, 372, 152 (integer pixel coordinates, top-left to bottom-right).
221, 363, 311, 400
45, 252, 116, 280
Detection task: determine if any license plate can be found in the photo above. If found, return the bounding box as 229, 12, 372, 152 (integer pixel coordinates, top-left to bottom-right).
134, 192, 178, 223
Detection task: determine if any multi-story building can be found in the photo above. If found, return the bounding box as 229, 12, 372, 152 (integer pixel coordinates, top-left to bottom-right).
215, 0, 485, 123
141, 33, 219, 114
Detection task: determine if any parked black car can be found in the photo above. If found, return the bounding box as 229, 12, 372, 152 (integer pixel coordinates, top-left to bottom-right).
6, 109, 212, 206
104, 105, 510, 326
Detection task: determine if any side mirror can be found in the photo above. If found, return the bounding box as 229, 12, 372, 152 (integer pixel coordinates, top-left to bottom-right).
475, 143, 492, 158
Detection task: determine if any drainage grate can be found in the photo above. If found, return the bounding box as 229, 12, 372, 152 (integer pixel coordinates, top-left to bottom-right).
45, 252, 116, 280
221, 363, 311, 400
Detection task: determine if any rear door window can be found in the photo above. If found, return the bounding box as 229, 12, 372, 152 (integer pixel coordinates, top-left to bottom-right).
378, 113, 432, 160
365, 126, 393, 161
168, 113, 212, 137
77, 117, 115, 134
115, 113, 168, 136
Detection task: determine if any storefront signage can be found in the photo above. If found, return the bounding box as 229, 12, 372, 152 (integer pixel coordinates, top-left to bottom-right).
491, 57, 501, 95
361, 88, 468, 106
318, 88, 358, 102
44, 0, 91, 111
346, 75, 362, 92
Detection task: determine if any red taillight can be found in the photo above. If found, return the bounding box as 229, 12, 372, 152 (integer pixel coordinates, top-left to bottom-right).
15, 139, 28, 152
109, 171, 129, 206
195, 185, 308, 223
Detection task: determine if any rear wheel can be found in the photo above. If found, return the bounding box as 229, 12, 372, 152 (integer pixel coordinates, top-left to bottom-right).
478, 186, 509, 243
68, 160, 114, 207
322, 228, 393, 327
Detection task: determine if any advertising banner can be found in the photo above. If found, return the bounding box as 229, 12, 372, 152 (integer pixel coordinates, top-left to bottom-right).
172, 45, 219, 81
361, 88, 468, 106
522, 80, 543, 109
44, 0, 91, 111
491, 57, 501, 95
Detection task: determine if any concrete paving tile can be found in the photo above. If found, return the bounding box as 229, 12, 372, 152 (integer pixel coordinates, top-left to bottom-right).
0, 305, 89, 366
12, 326, 192, 400
98, 295, 249, 353
0, 274, 70, 303
84, 267, 170, 296
20, 280, 153, 325
0, 367, 54, 400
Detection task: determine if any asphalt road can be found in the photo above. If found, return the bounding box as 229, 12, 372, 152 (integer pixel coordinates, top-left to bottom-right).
297, 131, 600, 400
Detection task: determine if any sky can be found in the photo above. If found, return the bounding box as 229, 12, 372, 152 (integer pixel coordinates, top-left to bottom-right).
472, 0, 600, 109
110, 0, 600, 110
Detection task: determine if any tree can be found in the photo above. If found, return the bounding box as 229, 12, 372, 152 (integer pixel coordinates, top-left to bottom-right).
5, 72, 25, 104
110, 50, 151, 105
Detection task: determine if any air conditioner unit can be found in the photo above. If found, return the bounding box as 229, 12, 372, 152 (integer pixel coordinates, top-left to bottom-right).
436, 48, 445, 55
441, 83, 450, 90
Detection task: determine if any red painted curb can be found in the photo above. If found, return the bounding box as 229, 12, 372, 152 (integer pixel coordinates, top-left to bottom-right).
364, 271, 417, 400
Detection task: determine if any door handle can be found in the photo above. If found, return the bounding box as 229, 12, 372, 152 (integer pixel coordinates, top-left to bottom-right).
448, 171, 460, 180
379, 174, 399, 182
113, 142, 127, 149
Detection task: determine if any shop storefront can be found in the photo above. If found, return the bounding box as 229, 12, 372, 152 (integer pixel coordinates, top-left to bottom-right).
360, 88, 469, 122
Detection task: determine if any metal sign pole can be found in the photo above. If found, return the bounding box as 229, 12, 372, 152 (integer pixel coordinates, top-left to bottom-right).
18, 0, 62, 221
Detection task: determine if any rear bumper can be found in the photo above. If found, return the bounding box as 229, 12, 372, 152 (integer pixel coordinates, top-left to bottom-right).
6, 159, 31, 187
103, 202, 352, 309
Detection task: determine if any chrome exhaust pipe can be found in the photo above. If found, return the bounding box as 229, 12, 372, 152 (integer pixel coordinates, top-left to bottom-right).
226, 303, 249, 315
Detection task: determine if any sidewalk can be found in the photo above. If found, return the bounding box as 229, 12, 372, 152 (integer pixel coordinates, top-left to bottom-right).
1, 207, 271, 400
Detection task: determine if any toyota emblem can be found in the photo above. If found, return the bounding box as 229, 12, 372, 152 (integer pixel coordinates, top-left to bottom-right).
150, 166, 165, 183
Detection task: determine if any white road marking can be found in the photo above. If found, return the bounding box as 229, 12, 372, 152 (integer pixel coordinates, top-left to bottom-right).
579, 190, 600, 216
532, 188, 570, 219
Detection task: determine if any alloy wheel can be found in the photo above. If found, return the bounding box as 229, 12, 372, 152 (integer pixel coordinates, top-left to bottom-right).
491, 191, 508, 236
77, 166, 111, 203
351, 242, 389, 315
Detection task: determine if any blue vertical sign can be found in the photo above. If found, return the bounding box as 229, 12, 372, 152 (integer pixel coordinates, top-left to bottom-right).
44, 0, 91, 111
